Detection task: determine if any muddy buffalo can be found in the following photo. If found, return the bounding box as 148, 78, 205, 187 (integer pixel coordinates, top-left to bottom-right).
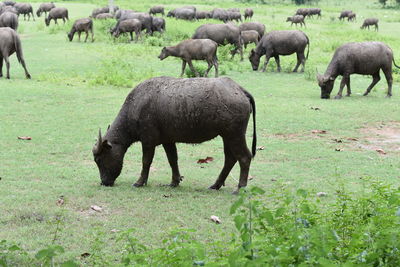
158, 39, 218, 77
68, 18, 94, 42
151, 17, 165, 33
239, 22, 265, 37
339, 10, 352, 20
92, 77, 256, 193
0, 27, 31, 79
0, 11, 18, 30
45, 7, 68, 26
116, 12, 153, 34
112, 19, 142, 41
317, 42, 399, 99
249, 30, 310, 72
14, 3, 34, 21
192, 23, 243, 61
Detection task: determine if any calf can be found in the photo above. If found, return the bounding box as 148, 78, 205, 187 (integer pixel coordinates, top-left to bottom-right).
36, 2, 56, 18
149, 6, 164, 16
151, 17, 165, 33
286, 15, 305, 27
339, 10, 352, 20
348, 12, 356, 22
45, 7, 68, 26
112, 19, 142, 41
361, 18, 378, 31
68, 18, 94, 42
244, 8, 253, 20
0, 27, 31, 79
241, 30, 260, 49
158, 39, 218, 77
239, 22, 265, 38
317, 42, 399, 99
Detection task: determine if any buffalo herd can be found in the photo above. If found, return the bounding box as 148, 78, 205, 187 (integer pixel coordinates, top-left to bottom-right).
0, 2, 399, 191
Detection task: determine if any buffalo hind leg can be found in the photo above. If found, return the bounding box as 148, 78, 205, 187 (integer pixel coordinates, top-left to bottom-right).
293, 52, 304, 72
20, 58, 31, 79
209, 139, 237, 190
4, 56, 10, 79
204, 59, 213, 78
274, 55, 281, 72
133, 144, 155, 187
84, 31, 89, 42
0, 56, 3, 77
180, 60, 187, 77
228, 136, 252, 194
163, 143, 183, 187
213, 57, 219, 77
382, 68, 393, 97
363, 72, 380, 96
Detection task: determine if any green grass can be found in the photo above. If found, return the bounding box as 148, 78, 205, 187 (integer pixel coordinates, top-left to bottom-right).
1, 0, 400, 264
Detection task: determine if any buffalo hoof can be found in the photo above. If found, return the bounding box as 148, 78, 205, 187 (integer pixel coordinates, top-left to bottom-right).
363, 92, 369, 96
133, 182, 145, 187
168, 182, 180, 187
385, 94, 392, 98
345, 94, 351, 97
334, 95, 342, 100
26, 74, 31, 79
209, 183, 222, 190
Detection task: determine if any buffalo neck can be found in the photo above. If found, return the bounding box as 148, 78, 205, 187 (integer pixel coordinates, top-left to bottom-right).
324, 58, 339, 79
167, 45, 181, 57
104, 108, 135, 150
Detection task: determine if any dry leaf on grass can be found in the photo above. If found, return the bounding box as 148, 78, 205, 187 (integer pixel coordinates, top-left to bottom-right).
90, 205, 102, 212
332, 139, 343, 143
347, 137, 358, 141
197, 157, 214, 164
56, 196, 64, 206
311, 130, 327, 134
376, 148, 386, 155
256, 146, 265, 150
17, 136, 32, 140
110, 229, 119, 233
80, 252, 91, 258
335, 148, 342, 152
310, 107, 321, 111
210, 215, 221, 224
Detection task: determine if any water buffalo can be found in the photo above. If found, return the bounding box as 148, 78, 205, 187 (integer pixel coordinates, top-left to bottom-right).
158, 39, 218, 77
361, 18, 378, 31
149, 5, 164, 16
317, 42, 399, 99
92, 76, 256, 193
339, 10, 352, 20
244, 8, 253, 20
92, 6, 118, 18
295, 8, 309, 18
211, 8, 229, 23
0, 27, 31, 79
115, 9, 135, 20
286, 15, 306, 27
151, 17, 165, 33
249, 30, 310, 73
174, 8, 195, 20
241, 30, 260, 49
239, 22, 265, 37
308, 8, 321, 18
227, 8, 240, 12
95, 13, 113, 19
36, 2, 55, 18
14, 3, 34, 21
228, 11, 242, 22
0, 11, 18, 30
348, 12, 356, 22
45, 7, 68, 26
0, 5, 17, 15
195, 10, 211, 20
2, 1, 15, 6
116, 12, 152, 34
68, 18, 94, 42
112, 19, 142, 41
192, 23, 243, 61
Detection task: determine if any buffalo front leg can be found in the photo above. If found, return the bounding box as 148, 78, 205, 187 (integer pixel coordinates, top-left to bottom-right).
345, 76, 351, 96
133, 144, 156, 187
213, 57, 219, 77
261, 54, 271, 72
335, 75, 349, 99
274, 55, 281, 72
4, 56, 10, 79
163, 143, 183, 187
129, 32, 134, 42
0, 56, 3, 77
180, 60, 187, 77
78, 32, 81, 42
84, 31, 89, 42
363, 72, 381, 96
209, 138, 237, 190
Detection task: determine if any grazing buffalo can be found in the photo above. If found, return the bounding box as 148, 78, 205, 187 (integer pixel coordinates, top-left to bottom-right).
158, 39, 218, 77
361, 18, 378, 31
317, 42, 399, 99
0, 27, 31, 79
116, 12, 153, 34
68, 18, 94, 42
249, 30, 310, 73
339, 10, 352, 20
115, 9, 135, 20
95, 13, 113, 19
348, 12, 356, 21
14, 3, 34, 21
286, 15, 305, 27
241, 30, 260, 49
295, 8, 309, 18
92, 6, 118, 18
36, 2, 55, 18
149, 5, 164, 16
239, 22, 265, 37
308, 8, 321, 18
0, 11, 18, 30
244, 8, 253, 20
192, 23, 243, 60
151, 17, 165, 33
228, 11, 242, 22
45, 7, 68, 26
211, 8, 229, 23
195, 10, 211, 20
112, 19, 142, 41
92, 76, 256, 193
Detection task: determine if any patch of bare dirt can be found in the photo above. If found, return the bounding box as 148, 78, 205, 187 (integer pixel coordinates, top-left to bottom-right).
351, 122, 400, 154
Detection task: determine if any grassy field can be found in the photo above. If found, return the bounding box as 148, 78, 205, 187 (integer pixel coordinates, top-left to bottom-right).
1, 0, 400, 264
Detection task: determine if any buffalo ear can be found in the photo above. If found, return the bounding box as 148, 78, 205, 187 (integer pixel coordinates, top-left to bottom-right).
102, 139, 112, 150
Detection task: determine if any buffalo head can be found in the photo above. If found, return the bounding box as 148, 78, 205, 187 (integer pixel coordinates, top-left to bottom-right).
249, 49, 260, 71
93, 129, 124, 186
158, 47, 169, 60
317, 73, 335, 99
